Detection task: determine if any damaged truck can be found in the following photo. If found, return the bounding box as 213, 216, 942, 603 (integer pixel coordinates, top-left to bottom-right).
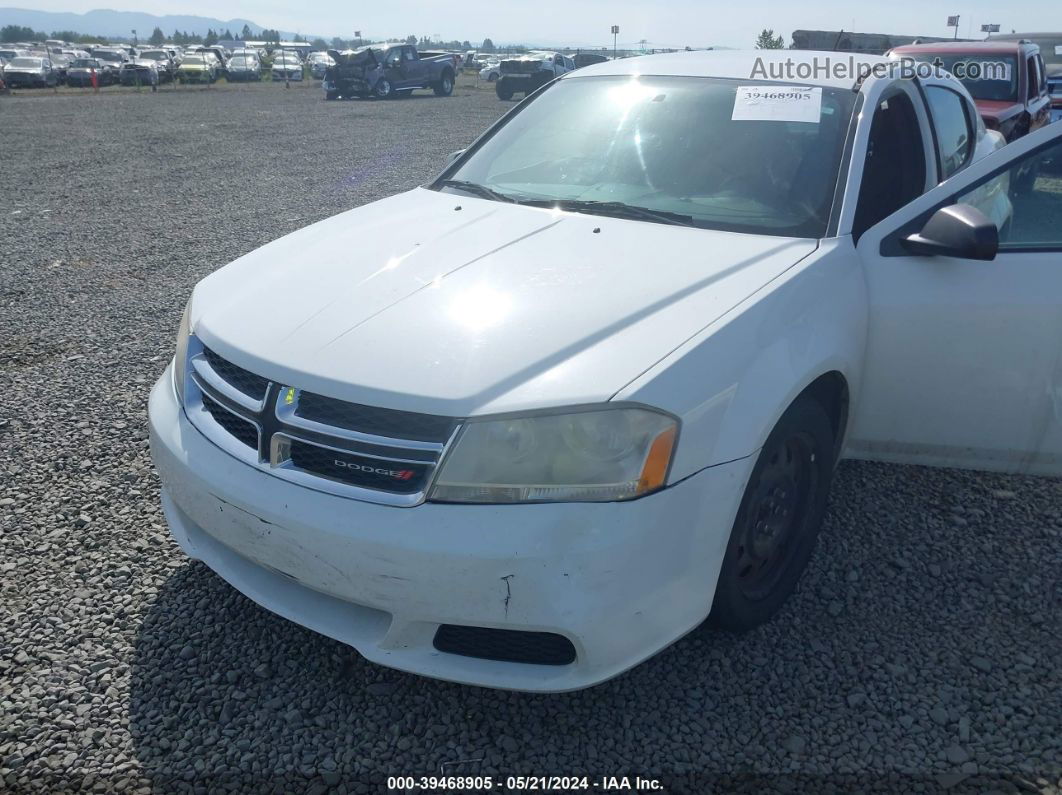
323, 44, 456, 100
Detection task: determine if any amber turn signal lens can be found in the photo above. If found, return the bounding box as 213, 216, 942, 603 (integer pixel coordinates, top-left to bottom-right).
638, 426, 677, 494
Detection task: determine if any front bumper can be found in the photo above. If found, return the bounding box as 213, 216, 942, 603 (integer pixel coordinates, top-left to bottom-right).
148, 367, 750, 691
5, 74, 46, 87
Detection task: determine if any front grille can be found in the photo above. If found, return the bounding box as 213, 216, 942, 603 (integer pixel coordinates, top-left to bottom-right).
295, 391, 457, 443
184, 340, 458, 505
433, 625, 577, 666
201, 393, 259, 450
203, 347, 269, 401
288, 439, 429, 494
500, 60, 537, 74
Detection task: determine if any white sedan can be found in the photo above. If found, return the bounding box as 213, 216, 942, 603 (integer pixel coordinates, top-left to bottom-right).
271, 52, 303, 81
150, 50, 1062, 691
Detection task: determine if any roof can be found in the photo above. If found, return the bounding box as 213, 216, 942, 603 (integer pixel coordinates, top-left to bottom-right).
566, 49, 891, 89
890, 40, 1031, 54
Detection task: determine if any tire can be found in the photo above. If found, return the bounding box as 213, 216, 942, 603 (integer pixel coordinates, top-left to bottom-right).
373, 78, 393, 99
708, 395, 836, 632
495, 78, 514, 100
433, 70, 454, 96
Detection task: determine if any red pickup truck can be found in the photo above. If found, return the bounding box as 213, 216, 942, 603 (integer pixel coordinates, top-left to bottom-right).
990, 33, 1062, 124
889, 40, 1052, 142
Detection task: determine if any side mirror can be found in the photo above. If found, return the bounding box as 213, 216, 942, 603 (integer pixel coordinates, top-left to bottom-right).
447, 149, 466, 164
902, 204, 998, 261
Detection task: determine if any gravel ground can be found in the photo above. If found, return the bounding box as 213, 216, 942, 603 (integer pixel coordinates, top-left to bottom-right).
1, 83, 1060, 795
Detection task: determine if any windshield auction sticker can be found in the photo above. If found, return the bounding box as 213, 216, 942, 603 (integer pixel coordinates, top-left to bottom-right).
732, 86, 822, 123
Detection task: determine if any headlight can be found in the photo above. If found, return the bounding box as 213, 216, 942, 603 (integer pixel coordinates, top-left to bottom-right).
430, 407, 678, 504
172, 298, 193, 406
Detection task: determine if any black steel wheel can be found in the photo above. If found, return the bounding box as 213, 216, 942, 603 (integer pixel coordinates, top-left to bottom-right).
708, 395, 836, 632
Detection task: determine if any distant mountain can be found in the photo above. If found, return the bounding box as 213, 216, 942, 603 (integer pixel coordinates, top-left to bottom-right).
0, 7, 301, 39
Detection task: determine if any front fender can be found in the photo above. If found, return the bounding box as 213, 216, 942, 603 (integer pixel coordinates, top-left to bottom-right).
615, 239, 868, 481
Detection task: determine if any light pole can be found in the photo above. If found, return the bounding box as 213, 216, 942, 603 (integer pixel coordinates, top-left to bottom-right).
611, 25, 619, 59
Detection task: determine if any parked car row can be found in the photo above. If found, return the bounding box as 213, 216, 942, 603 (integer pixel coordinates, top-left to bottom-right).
0, 39, 315, 89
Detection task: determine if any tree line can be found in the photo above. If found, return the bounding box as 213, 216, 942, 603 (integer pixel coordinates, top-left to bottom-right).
3, 23, 505, 53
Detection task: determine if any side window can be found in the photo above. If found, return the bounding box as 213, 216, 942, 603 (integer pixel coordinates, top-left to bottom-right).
1036, 55, 1047, 96
925, 86, 973, 180
957, 137, 1062, 249
853, 91, 928, 239
402, 48, 415, 62
1027, 56, 1038, 100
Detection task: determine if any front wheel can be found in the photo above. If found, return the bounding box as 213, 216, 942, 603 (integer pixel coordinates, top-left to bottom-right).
495, 79, 514, 100
708, 395, 836, 632
433, 71, 454, 96
373, 78, 393, 99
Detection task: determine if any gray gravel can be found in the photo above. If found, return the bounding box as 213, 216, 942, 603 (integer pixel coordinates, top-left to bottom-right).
1, 82, 1061, 794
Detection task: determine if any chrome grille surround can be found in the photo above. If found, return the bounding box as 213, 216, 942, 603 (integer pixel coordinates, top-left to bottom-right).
180, 338, 459, 507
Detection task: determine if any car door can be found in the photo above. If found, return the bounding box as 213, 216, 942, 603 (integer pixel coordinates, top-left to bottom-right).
849, 124, 1062, 475
381, 47, 406, 87
401, 46, 425, 86
1028, 53, 1051, 132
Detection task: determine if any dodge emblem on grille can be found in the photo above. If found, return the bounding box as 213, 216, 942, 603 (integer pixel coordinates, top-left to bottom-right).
333, 459, 415, 480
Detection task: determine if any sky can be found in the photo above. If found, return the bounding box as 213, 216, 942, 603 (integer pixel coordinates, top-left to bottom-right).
24, 0, 1056, 49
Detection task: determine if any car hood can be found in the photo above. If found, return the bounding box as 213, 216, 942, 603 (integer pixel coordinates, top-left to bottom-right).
975, 99, 1024, 121
193, 188, 817, 417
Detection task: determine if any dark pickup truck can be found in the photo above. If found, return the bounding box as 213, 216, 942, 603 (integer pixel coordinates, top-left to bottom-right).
323, 44, 456, 100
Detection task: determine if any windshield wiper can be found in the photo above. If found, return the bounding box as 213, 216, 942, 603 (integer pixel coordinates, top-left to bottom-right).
520, 199, 695, 227
436, 179, 516, 203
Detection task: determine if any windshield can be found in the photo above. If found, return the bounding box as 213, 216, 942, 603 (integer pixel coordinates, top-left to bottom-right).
70, 58, 97, 68
440, 75, 856, 238
229, 56, 254, 66
95, 51, 123, 62
275, 53, 299, 63
9, 57, 42, 68
182, 54, 207, 64
904, 53, 1019, 101
141, 50, 166, 60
